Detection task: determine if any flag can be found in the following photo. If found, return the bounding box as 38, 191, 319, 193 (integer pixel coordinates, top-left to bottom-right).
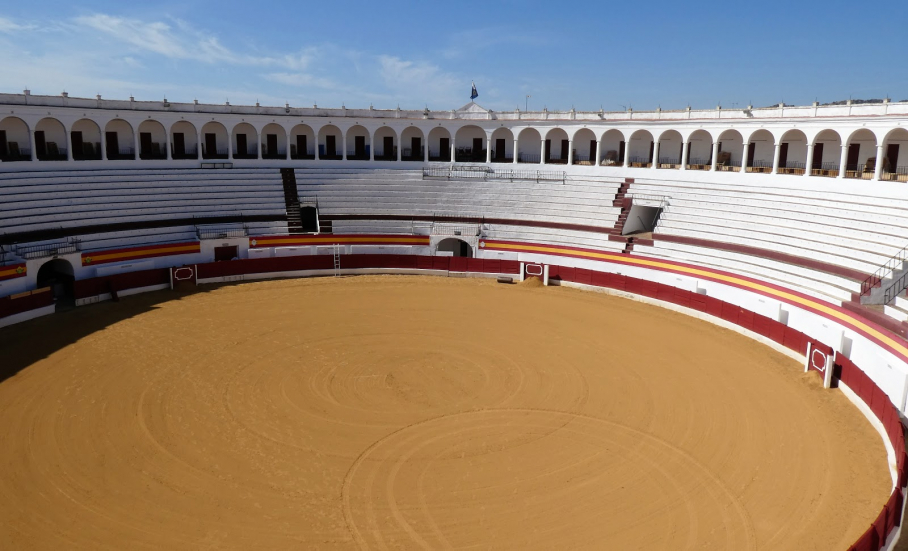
470, 81, 478, 100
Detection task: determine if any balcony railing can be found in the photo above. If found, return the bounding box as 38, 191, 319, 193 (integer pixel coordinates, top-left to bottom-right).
401, 147, 424, 162
844, 164, 875, 179
428, 151, 451, 162
810, 162, 840, 177
778, 161, 805, 175
1, 147, 32, 161
545, 157, 568, 165
658, 157, 681, 169
572, 155, 594, 166
172, 148, 199, 160
518, 153, 540, 163
37, 146, 68, 161
716, 162, 741, 172
746, 160, 773, 173
233, 151, 258, 160
686, 157, 711, 170
628, 156, 652, 168
14, 238, 81, 260
290, 150, 315, 160
202, 148, 229, 159
423, 166, 565, 183
262, 149, 287, 160
454, 148, 486, 163
490, 152, 513, 163
882, 166, 908, 182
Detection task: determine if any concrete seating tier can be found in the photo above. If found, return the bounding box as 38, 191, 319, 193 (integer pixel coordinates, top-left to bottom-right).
480, 223, 624, 252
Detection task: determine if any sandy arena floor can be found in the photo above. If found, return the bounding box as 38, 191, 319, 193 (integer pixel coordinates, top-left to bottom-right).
0, 275, 892, 550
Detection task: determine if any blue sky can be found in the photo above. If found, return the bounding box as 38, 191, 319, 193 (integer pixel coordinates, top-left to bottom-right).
0, 0, 905, 112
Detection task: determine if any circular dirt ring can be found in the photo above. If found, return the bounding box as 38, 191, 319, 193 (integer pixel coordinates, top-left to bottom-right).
0, 275, 890, 550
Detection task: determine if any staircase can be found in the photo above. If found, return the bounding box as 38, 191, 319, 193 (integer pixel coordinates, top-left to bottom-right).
280, 168, 305, 234
611, 179, 633, 235
622, 237, 636, 254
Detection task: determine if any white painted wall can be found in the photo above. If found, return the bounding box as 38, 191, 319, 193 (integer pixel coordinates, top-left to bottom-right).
201, 122, 229, 156
658, 131, 683, 163
454, 125, 485, 149
687, 131, 712, 164
0, 117, 29, 150
373, 126, 397, 156
627, 131, 654, 163
516, 128, 542, 161
232, 122, 257, 156
427, 126, 452, 158
717, 132, 744, 165
490, 127, 515, 158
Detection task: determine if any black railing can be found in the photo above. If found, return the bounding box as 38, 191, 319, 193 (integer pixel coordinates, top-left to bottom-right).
518, 153, 541, 163
455, 148, 486, 162
15, 238, 81, 260
291, 151, 315, 160
882, 166, 908, 181
810, 162, 840, 176
658, 157, 680, 166
423, 166, 565, 183
861, 240, 908, 297
2, 147, 32, 162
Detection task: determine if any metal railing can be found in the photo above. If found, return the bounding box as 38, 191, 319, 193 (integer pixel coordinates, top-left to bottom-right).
518, 153, 541, 163
14, 238, 81, 260
861, 240, 908, 297
196, 225, 248, 240
882, 166, 908, 182
422, 166, 566, 183
884, 272, 908, 304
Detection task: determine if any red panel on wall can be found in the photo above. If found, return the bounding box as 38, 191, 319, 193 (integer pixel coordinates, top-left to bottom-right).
672, 288, 691, 308
575, 268, 593, 286
483, 259, 500, 273
738, 309, 755, 331
433, 256, 451, 271
416, 256, 434, 270
752, 314, 773, 337
689, 293, 707, 312
591, 270, 610, 287
721, 302, 740, 324
706, 296, 723, 318
611, 274, 626, 291
499, 260, 519, 275
466, 258, 484, 272
655, 284, 674, 302
449, 257, 468, 272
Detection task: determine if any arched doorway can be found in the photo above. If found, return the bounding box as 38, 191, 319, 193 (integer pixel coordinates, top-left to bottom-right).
811, 130, 843, 177
401, 126, 425, 161
627, 130, 654, 167
490, 127, 514, 163
345, 125, 370, 160
137, 119, 167, 160
0, 116, 31, 162
428, 127, 452, 161
516, 128, 542, 163
656, 129, 683, 169
104, 119, 136, 160
36, 258, 74, 306
716, 129, 744, 172
543, 128, 569, 164
437, 238, 472, 257
572, 128, 596, 165
454, 125, 486, 162
685, 130, 712, 170
599, 129, 625, 166
778, 129, 808, 175
35, 117, 68, 161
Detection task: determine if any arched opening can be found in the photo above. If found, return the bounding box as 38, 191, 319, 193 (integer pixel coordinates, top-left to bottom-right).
104, 119, 135, 160
137, 119, 167, 160
170, 121, 198, 159
882, 128, 908, 182
261, 123, 287, 160
844, 129, 878, 179
290, 124, 315, 159
300, 206, 318, 232
35, 117, 68, 161
656, 130, 683, 169
811, 130, 842, 177
318, 125, 342, 160
777, 129, 807, 175
572, 128, 597, 165
516, 128, 542, 163
345, 125, 370, 160
490, 127, 514, 163
201, 121, 229, 159
543, 128, 569, 164
0, 117, 31, 161
373, 126, 398, 161
232, 122, 258, 159
401, 126, 426, 161
454, 125, 486, 162
36, 258, 74, 306
437, 238, 472, 257
70, 118, 101, 161
716, 129, 743, 172
627, 130, 654, 167
599, 129, 625, 166
428, 127, 452, 162
685, 130, 712, 170
745, 129, 774, 173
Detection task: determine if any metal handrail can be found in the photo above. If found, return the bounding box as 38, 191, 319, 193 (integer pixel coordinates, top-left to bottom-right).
861, 241, 908, 296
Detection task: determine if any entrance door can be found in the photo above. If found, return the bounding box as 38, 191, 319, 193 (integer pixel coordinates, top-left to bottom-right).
812, 143, 824, 171
383, 136, 394, 159
296, 135, 308, 158
886, 143, 900, 174
472, 138, 483, 160
214, 245, 238, 262
647, 141, 654, 164
544, 139, 551, 162
778, 142, 789, 169
591, 140, 598, 163
325, 135, 336, 158
0, 130, 6, 158
846, 143, 861, 171
439, 137, 450, 160
105, 132, 119, 159
205, 133, 217, 158
495, 138, 505, 161
747, 143, 756, 167
560, 140, 569, 162
355, 136, 365, 159
35, 130, 47, 158
267, 134, 278, 157
173, 132, 185, 157
71, 131, 84, 159
618, 141, 625, 163
140, 132, 153, 158
236, 134, 247, 157
411, 137, 422, 160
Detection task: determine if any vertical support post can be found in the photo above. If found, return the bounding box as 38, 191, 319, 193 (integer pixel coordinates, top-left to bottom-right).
101, 131, 108, 161
771, 142, 781, 174
450, 141, 455, 164
513, 139, 519, 164
539, 140, 545, 165
285, 132, 291, 161
485, 135, 492, 164
651, 141, 660, 169
567, 140, 574, 165
29, 127, 38, 162
740, 142, 749, 173
65, 125, 74, 161
165, 129, 172, 161
680, 140, 688, 171
424, 136, 430, 163
710, 142, 719, 171
519, 262, 525, 282
543, 265, 550, 286
804, 143, 814, 176
227, 132, 233, 161
595, 138, 602, 166
874, 143, 885, 180
397, 134, 402, 162
838, 144, 847, 178
256, 131, 262, 160
197, 132, 203, 160
134, 130, 140, 161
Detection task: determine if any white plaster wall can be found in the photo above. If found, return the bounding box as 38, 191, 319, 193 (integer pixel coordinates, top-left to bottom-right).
717, 132, 744, 165
0, 117, 29, 148
105, 119, 135, 152
201, 122, 229, 155
658, 132, 683, 162
318, 125, 343, 156
428, 126, 452, 157
627, 132, 654, 162
373, 126, 397, 156
687, 131, 712, 163
573, 129, 597, 159
232, 122, 257, 156
36, 117, 68, 150
516, 129, 542, 160
401, 126, 425, 157
544, 129, 569, 159
261, 123, 287, 155
345, 125, 370, 156
781, 133, 808, 167
454, 125, 485, 149
490, 128, 514, 158
749, 131, 775, 166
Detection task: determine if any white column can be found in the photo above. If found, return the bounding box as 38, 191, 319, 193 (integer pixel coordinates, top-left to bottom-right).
397, 136, 402, 162
165, 130, 172, 160
342, 131, 347, 161
227, 133, 233, 161
838, 144, 847, 179
101, 131, 108, 161
710, 142, 719, 171
513, 139, 518, 164
680, 141, 689, 171
29, 128, 38, 161
425, 137, 430, 163
197, 132, 203, 160
256, 131, 262, 159
595, 139, 602, 166
651, 141, 660, 169
771, 143, 781, 174
804, 143, 814, 177
874, 143, 885, 180
740, 142, 749, 173
450, 142, 455, 164
315, 132, 320, 160
567, 140, 574, 165
485, 136, 492, 164
539, 140, 545, 165
285, 132, 291, 160
134, 131, 140, 161
623, 145, 630, 168
64, 125, 73, 161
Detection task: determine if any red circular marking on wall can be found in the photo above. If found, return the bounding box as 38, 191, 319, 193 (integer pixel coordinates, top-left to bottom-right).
811, 348, 827, 372
173, 267, 195, 281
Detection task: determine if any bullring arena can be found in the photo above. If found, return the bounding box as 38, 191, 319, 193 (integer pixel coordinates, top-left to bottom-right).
2, 94, 908, 550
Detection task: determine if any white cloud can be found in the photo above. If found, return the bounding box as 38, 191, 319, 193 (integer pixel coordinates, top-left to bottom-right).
0, 16, 36, 33
377, 55, 462, 104
263, 72, 337, 89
